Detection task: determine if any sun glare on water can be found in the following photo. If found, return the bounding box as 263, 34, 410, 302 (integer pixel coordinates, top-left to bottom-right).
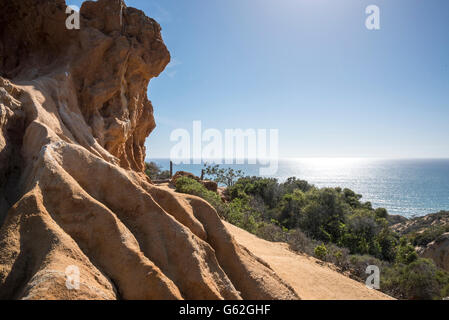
287, 157, 371, 170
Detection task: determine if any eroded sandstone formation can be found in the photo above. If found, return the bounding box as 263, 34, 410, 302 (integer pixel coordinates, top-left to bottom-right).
0, 0, 299, 300
420, 233, 449, 272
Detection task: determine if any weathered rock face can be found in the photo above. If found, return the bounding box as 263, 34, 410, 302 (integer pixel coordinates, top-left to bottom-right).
1, 0, 168, 172
420, 233, 449, 272
391, 211, 449, 272
0, 0, 299, 300
390, 211, 449, 235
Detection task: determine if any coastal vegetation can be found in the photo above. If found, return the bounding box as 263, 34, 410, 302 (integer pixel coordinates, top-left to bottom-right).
175, 166, 449, 300
145, 162, 171, 180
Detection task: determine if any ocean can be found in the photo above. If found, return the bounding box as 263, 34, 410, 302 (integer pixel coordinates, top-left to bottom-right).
149, 158, 449, 218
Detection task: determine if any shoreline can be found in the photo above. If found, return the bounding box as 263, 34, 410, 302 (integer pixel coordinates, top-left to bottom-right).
148, 158, 449, 218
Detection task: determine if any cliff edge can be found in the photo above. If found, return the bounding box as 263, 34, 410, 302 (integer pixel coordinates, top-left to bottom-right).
0, 0, 298, 300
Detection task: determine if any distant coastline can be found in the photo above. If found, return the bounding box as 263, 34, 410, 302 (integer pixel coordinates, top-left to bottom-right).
148, 158, 449, 218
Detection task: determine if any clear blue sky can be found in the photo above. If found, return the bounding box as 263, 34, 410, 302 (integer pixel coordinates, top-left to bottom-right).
72, 0, 449, 159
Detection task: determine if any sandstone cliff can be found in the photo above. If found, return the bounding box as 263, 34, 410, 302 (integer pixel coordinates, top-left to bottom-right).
391, 211, 449, 271
0, 0, 299, 300
420, 233, 449, 272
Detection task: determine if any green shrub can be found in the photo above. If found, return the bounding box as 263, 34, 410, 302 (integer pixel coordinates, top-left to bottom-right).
396, 238, 418, 265
175, 177, 227, 217
255, 223, 289, 243
441, 283, 449, 298
145, 162, 170, 180
410, 225, 449, 247
314, 243, 328, 260
277, 189, 305, 229
347, 255, 384, 281
376, 229, 399, 262
281, 177, 313, 193
299, 188, 347, 243
375, 208, 388, 219
227, 198, 261, 233
175, 171, 449, 300
322, 244, 351, 271
342, 188, 363, 208
382, 258, 447, 300
288, 229, 317, 256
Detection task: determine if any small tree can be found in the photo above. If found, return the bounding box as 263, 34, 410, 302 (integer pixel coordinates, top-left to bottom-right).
203, 164, 245, 187
145, 162, 170, 180
314, 243, 328, 260
396, 237, 418, 265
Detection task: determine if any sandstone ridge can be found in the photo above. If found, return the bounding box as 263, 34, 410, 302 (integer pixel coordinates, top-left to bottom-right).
0, 0, 299, 300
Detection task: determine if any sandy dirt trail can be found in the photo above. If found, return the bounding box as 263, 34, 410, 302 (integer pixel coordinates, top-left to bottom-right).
224, 221, 394, 300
